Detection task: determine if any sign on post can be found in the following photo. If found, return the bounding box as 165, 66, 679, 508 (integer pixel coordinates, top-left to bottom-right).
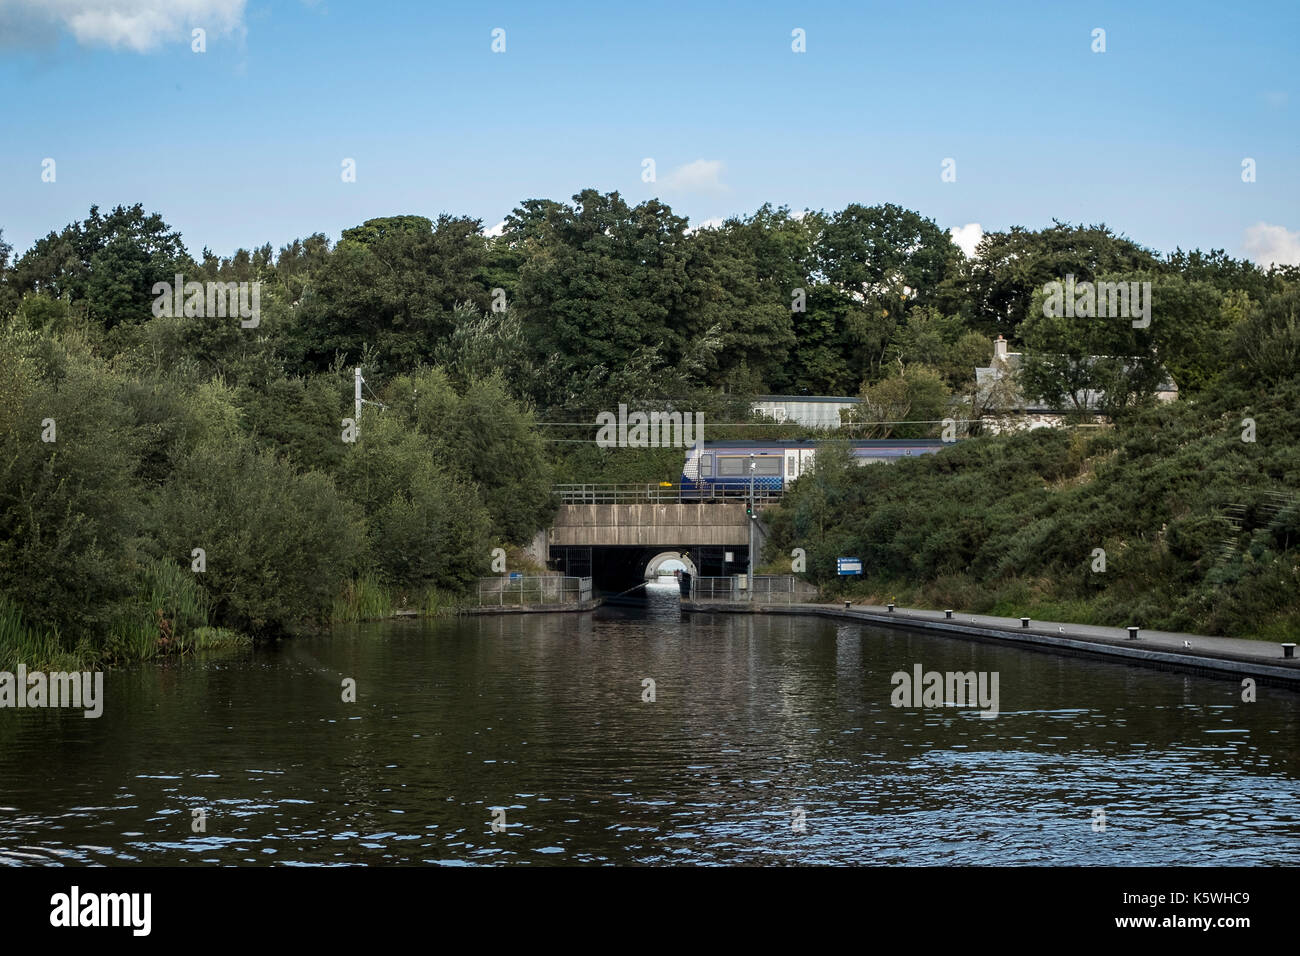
837, 557, 863, 576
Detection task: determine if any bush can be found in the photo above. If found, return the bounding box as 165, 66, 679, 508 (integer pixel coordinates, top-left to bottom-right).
766, 378, 1300, 638
157, 436, 365, 634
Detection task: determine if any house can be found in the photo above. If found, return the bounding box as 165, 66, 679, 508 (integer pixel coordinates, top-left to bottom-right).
974, 336, 1178, 432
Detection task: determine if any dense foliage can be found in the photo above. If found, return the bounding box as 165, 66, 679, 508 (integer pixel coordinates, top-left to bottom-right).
766, 360, 1300, 638
0, 193, 1296, 661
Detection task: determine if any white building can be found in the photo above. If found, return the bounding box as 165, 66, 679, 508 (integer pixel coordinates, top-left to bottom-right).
752, 395, 862, 429
974, 335, 1178, 432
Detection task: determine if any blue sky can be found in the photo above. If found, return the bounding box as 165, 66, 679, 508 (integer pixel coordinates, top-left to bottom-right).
1, 0, 1297, 265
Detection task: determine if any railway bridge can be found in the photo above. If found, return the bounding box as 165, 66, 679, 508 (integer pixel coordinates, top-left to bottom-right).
542, 484, 778, 591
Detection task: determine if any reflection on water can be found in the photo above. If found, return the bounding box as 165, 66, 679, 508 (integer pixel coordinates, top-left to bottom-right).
1, 583, 1298, 865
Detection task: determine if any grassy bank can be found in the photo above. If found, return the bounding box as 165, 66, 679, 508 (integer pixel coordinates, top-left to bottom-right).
768, 376, 1300, 641
0, 571, 250, 673
832, 574, 1300, 641
330, 572, 465, 623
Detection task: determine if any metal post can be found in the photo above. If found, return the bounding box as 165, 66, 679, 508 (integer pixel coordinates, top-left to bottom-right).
354, 367, 363, 440
748, 455, 756, 603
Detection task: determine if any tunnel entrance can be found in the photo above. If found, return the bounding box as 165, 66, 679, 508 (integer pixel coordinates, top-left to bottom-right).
550, 545, 749, 595
643, 551, 697, 580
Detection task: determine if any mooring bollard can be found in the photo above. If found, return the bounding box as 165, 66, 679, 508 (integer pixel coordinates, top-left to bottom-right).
1128, 626, 1140, 640
1021, 617, 1030, 628
1283, 643, 1296, 659
945, 609, 953, 619
887, 603, 895, 612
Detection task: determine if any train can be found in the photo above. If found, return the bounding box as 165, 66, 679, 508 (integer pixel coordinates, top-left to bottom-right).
679, 439, 948, 494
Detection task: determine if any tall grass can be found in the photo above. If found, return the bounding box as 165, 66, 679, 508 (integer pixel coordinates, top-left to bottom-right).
101, 557, 215, 662
332, 576, 464, 622
0, 596, 89, 671
332, 572, 395, 622
419, 587, 459, 617
1, 554, 242, 670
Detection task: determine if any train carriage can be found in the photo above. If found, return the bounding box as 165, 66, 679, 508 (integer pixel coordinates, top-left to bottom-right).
680, 439, 948, 497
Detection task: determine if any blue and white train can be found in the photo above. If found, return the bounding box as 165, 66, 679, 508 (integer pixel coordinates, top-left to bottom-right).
680, 439, 948, 494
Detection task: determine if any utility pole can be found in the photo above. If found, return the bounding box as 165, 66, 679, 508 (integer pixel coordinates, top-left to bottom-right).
354, 367, 364, 441
748, 455, 756, 604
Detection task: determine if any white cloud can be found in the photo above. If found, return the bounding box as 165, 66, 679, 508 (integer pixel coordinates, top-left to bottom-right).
1241, 222, 1300, 268
685, 216, 725, 235
949, 222, 983, 258
661, 159, 727, 193
0, 0, 245, 52
483, 220, 508, 238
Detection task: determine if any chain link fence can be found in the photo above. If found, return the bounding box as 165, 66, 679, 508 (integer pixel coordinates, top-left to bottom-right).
476, 576, 593, 607
686, 574, 816, 604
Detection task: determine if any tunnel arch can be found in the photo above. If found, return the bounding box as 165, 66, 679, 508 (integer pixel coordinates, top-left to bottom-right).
643, 551, 698, 580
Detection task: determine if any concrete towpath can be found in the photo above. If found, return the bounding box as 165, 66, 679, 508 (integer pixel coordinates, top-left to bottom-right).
681, 600, 1300, 686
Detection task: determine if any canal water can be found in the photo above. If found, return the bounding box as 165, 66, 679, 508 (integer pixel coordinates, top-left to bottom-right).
2, 583, 1298, 865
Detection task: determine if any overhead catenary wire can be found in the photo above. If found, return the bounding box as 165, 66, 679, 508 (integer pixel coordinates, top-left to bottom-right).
527, 419, 986, 426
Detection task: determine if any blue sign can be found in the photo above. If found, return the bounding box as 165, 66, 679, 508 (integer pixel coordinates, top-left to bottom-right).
509, 572, 523, 580
837, 557, 863, 575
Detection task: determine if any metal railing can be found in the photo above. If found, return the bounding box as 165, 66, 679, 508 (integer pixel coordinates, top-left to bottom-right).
689, 576, 738, 600
555, 482, 784, 505
476, 575, 593, 607
687, 574, 817, 604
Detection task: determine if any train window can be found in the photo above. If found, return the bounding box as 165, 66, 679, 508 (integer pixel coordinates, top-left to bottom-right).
787, 456, 796, 476
718, 456, 782, 476
700, 454, 713, 476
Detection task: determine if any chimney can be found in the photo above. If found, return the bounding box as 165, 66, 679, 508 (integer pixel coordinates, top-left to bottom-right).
994, 335, 1008, 361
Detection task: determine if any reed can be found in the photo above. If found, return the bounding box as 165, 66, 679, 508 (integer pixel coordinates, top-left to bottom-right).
332, 573, 394, 622
0, 597, 87, 671
104, 557, 216, 663
418, 587, 459, 618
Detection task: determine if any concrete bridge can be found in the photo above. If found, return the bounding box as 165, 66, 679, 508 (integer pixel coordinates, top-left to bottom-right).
550, 502, 751, 548
539, 484, 775, 589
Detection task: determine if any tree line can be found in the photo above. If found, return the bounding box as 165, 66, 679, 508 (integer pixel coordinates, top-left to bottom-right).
1, 193, 1297, 660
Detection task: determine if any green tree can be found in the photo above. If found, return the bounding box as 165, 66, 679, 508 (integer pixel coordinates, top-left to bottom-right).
389, 369, 554, 544
845, 363, 951, 438
11, 204, 190, 328
157, 429, 365, 635
292, 214, 489, 371
1231, 285, 1300, 388
0, 229, 17, 320
887, 306, 992, 389
967, 222, 1163, 339
433, 301, 537, 392
506, 190, 705, 403
1017, 278, 1166, 416
0, 328, 143, 641
816, 203, 960, 307
335, 411, 494, 594
689, 220, 796, 388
